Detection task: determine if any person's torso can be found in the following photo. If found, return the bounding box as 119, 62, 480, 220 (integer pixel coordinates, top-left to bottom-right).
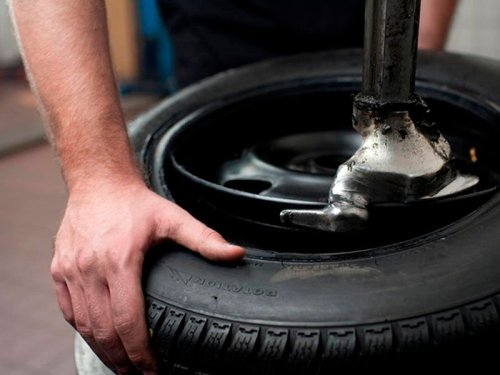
158, 0, 365, 87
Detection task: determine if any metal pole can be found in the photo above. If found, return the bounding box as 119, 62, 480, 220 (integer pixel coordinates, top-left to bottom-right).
362, 0, 421, 103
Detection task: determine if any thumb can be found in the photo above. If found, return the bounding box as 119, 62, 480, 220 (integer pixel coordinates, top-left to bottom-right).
155, 201, 245, 262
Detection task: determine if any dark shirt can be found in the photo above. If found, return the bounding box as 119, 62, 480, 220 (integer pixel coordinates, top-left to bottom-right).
158, 0, 365, 88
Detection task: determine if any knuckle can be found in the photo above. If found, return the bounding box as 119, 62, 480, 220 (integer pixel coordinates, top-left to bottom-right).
127, 351, 149, 368
199, 226, 212, 240
197, 227, 221, 249
93, 328, 117, 347
106, 253, 128, 274
50, 260, 64, 282
114, 317, 136, 336
104, 247, 126, 269
77, 325, 94, 340
106, 247, 141, 275
201, 226, 219, 241
76, 250, 97, 275
60, 260, 77, 281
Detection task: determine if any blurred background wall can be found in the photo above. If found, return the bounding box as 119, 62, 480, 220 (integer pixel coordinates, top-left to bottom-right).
105, 0, 139, 81
0, 0, 172, 157
0, 1, 19, 66
3, 0, 499, 155
448, 0, 500, 60
2, 0, 500, 87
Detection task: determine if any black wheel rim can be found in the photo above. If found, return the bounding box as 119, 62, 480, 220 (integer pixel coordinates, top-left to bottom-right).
146, 77, 500, 256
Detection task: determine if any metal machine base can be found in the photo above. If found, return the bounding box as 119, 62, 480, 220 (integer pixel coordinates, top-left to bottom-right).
281, 98, 479, 232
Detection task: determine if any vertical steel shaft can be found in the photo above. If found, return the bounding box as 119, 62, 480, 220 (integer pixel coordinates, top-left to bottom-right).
362, 0, 421, 103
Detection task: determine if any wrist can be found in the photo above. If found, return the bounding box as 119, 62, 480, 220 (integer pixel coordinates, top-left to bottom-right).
56, 127, 144, 195
66, 164, 145, 197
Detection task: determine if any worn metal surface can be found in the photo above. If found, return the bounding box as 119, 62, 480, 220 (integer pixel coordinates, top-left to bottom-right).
281, 104, 479, 231
280, 0, 479, 232
362, 0, 420, 103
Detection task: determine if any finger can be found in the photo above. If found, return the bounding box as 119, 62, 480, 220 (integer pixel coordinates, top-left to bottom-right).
156, 202, 245, 262
51, 257, 76, 325
108, 264, 158, 373
82, 272, 138, 374
54, 280, 76, 326
66, 279, 116, 372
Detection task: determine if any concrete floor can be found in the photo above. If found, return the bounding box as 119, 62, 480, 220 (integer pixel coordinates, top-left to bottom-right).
0, 81, 160, 374
0, 82, 45, 156
0, 143, 74, 375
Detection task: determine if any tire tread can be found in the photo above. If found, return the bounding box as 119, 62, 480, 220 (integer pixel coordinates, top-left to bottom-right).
146, 294, 500, 374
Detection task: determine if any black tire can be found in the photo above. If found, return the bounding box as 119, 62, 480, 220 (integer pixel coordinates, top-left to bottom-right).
130, 49, 500, 374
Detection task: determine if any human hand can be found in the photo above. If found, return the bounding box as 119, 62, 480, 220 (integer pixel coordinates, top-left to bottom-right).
50, 178, 244, 374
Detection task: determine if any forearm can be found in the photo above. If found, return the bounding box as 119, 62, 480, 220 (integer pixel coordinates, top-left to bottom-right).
419, 0, 458, 50
9, 0, 140, 192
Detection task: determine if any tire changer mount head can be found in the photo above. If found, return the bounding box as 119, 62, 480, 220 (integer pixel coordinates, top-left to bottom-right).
281, 0, 479, 232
